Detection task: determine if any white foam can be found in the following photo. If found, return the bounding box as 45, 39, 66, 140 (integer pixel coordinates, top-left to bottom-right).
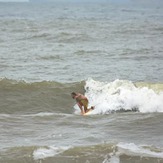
33, 112, 55, 117
102, 155, 120, 163
84, 79, 163, 114
23, 112, 55, 117
117, 142, 163, 158
33, 146, 70, 160
0, 114, 11, 118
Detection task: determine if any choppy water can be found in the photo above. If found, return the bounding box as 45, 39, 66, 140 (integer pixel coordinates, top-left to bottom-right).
0, 1, 163, 163
0, 1, 163, 82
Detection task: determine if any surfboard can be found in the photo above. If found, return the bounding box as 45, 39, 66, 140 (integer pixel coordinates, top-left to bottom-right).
82, 108, 93, 116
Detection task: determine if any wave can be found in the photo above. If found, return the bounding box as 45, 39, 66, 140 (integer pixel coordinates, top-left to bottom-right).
33, 145, 71, 160
0, 78, 85, 114
25, 32, 51, 40
1, 143, 163, 163
74, 49, 105, 56
81, 79, 163, 114
38, 54, 62, 61
33, 143, 163, 161
0, 78, 163, 114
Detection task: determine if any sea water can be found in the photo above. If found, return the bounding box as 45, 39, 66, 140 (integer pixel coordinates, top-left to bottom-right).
0, 0, 163, 163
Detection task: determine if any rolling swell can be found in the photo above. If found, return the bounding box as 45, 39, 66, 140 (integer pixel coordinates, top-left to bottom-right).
0, 78, 85, 114
1, 78, 163, 114
1, 143, 163, 163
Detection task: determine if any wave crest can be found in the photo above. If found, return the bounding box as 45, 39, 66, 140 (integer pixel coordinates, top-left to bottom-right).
84, 79, 163, 114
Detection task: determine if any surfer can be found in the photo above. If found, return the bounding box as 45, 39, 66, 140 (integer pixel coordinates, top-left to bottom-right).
71, 92, 94, 114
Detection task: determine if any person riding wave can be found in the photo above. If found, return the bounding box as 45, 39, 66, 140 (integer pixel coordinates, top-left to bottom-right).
71, 92, 94, 114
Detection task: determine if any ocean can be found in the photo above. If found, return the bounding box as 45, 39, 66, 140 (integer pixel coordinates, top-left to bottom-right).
0, 0, 163, 163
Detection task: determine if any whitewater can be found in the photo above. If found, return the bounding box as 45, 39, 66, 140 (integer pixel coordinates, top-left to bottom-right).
83, 79, 163, 114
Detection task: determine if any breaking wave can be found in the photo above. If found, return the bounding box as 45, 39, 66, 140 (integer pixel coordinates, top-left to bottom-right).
2, 142, 163, 162
0, 77, 163, 114
80, 79, 163, 114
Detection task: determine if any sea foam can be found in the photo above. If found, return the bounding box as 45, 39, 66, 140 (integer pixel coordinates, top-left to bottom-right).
117, 142, 163, 158
82, 79, 163, 114
33, 146, 70, 160
105, 142, 163, 163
